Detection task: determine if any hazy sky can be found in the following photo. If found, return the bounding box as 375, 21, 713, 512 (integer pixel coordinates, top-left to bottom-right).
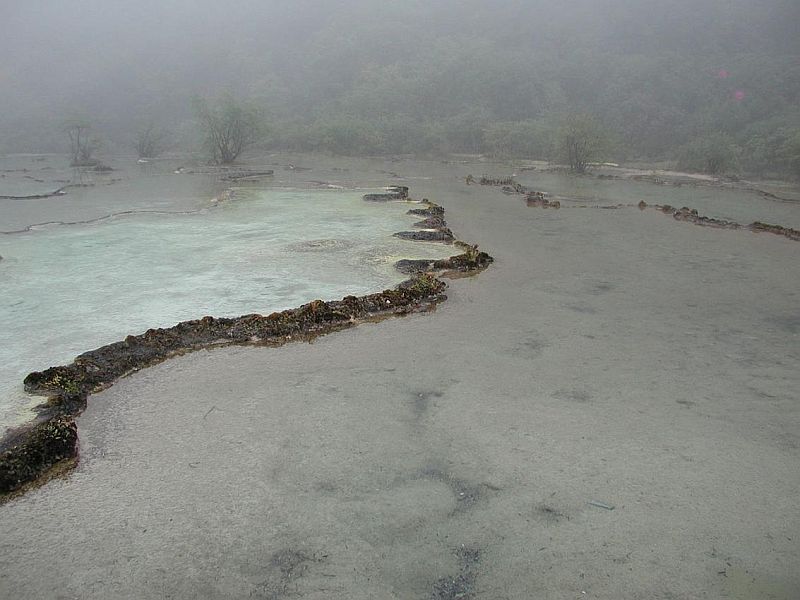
1, 1, 797, 154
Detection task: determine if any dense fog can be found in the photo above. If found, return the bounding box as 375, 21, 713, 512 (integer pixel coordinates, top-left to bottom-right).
2, 0, 799, 176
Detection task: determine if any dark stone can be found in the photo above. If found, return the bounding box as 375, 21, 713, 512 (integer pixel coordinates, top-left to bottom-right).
653, 204, 740, 229
407, 202, 445, 218
395, 259, 436, 274
432, 251, 494, 272
0, 416, 78, 494
648, 202, 800, 240
394, 230, 454, 242
388, 185, 409, 199
750, 221, 800, 241
221, 170, 274, 182
395, 250, 493, 275
363, 193, 399, 202
479, 176, 515, 186
526, 191, 560, 209
413, 215, 448, 229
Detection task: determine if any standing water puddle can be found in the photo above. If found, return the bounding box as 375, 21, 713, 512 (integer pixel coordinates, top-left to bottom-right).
0, 187, 453, 431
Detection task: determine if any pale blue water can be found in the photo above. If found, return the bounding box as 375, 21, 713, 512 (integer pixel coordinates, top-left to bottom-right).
0, 187, 453, 431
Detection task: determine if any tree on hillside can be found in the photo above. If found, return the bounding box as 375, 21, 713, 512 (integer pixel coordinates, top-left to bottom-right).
676, 133, 741, 175
135, 123, 169, 159
778, 130, 800, 180
63, 119, 99, 167
194, 95, 263, 164
483, 119, 553, 159
556, 114, 610, 173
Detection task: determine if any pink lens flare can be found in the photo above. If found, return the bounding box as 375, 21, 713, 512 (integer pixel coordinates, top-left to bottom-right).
734, 90, 745, 101
718, 69, 730, 78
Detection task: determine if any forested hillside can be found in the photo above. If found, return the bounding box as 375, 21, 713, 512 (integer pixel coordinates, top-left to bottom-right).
2, 0, 798, 176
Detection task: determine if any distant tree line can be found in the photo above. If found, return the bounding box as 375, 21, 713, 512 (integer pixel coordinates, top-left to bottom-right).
5, 1, 797, 177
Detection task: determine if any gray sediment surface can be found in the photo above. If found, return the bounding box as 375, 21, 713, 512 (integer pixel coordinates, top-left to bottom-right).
482, 173, 800, 241
0, 166, 797, 599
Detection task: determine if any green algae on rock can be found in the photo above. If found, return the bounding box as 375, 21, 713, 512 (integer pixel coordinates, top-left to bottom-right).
0, 417, 78, 496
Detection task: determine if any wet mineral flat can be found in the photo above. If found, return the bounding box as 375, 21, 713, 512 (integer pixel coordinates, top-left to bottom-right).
0, 155, 798, 599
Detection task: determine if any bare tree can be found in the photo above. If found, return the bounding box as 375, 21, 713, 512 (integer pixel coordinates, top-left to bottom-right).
194, 95, 263, 164
63, 120, 99, 166
557, 114, 610, 173
135, 123, 168, 159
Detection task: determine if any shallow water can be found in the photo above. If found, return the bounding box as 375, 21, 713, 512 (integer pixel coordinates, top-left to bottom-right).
0, 155, 230, 232
0, 183, 453, 432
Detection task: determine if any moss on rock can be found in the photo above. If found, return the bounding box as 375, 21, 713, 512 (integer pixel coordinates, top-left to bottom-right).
0, 417, 78, 495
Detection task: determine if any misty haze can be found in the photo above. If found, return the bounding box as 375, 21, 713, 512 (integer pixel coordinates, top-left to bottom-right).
0, 2, 798, 599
